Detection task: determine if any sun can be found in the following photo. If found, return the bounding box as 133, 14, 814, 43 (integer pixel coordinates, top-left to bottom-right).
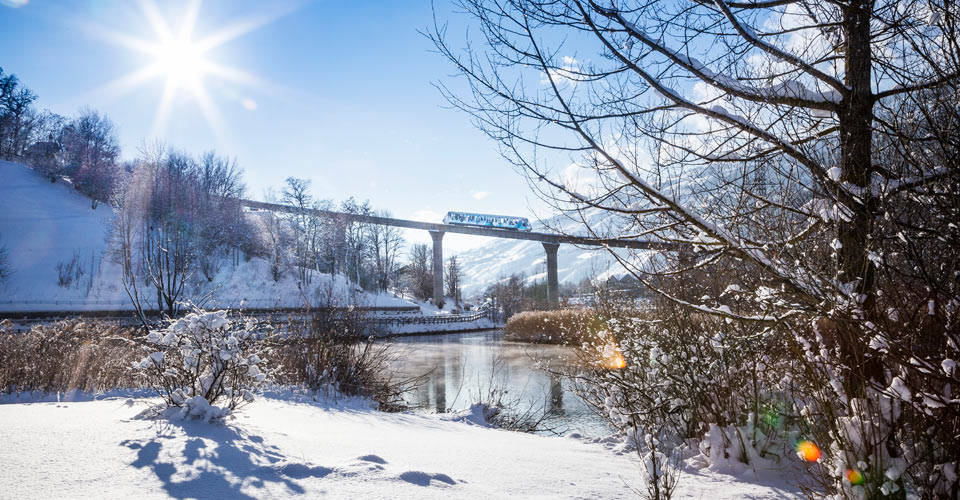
153, 36, 208, 89
92, 0, 294, 140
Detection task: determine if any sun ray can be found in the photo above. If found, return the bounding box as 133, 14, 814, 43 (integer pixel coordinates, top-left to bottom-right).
137, 0, 174, 42
150, 79, 178, 139
91, 30, 159, 55
176, 0, 201, 42
203, 61, 263, 88
83, 63, 165, 104
194, 1, 306, 53
190, 83, 230, 145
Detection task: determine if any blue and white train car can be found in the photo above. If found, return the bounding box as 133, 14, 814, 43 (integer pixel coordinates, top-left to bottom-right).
443, 211, 533, 231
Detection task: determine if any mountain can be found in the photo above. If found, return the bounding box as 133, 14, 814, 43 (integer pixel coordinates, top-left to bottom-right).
453, 211, 650, 298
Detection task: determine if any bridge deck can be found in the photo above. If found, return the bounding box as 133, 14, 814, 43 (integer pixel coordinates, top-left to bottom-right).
241, 200, 673, 250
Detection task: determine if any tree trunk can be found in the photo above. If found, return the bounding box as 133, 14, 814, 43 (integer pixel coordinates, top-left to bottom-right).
837, 0, 881, 395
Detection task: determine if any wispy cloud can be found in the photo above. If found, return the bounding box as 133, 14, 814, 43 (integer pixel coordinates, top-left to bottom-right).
540, 56, 583, 87
410, 209, 443, 222
471, 190, 491, 200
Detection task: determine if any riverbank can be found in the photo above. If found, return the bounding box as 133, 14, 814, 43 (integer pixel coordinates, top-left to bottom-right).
0, 394, 803, 499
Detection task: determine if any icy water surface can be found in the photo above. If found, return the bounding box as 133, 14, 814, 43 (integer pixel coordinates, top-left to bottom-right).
385, 330, 612, 437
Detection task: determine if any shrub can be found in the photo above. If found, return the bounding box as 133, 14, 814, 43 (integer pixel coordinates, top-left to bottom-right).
635, 432, 681, 500
133, 310, 270, 420
0, 319, 141, 393
56, 251, 84, 288
571, 302, 794, 471
0, 234, 9, 284
273, 308, 412, 411
503, 309, 606, 344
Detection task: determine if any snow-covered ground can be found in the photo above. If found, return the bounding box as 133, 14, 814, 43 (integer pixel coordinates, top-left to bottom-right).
0, 395, 803, 499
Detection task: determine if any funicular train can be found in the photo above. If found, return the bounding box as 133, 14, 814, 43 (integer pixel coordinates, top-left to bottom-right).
442, 211, 533, 231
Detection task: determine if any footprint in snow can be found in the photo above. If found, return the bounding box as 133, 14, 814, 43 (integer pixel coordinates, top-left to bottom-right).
398, 471, 457, 487
279, 463, 333, 479
338, 455, 387, 477
357, 454, 387, 464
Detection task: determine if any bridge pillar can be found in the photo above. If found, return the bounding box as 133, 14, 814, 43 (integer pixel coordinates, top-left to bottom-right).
542, 242, 560, 309
430, 230, 445, 307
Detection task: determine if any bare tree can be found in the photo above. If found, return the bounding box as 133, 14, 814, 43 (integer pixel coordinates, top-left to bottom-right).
259, 189, 291, 282
61, 108, 121, 208
366, 210, 405, 292
195, 151, 247, 277
433, 1, 960, 496
0, 67, 40, 161
24, 111, 67, 180
340, 197, 373, 288
446, 254, 463, 308
486, 273, 529, 322
114, 145, 250, 319
406, 243, 434, 301
281, 177, 317, 286
113, 150, 157, 327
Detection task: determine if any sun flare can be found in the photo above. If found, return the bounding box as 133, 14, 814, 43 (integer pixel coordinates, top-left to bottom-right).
153, 36, 208, 88
92, 0, 291, 141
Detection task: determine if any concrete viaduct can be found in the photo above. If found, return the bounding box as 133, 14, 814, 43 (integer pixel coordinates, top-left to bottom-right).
241, 200, 674, 308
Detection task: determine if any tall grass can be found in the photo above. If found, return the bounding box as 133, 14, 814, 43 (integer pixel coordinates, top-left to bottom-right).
503, 309, 606, 344
0, 319, 142, 393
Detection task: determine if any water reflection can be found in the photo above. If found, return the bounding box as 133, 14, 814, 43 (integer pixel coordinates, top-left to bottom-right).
385, 331, 611, 436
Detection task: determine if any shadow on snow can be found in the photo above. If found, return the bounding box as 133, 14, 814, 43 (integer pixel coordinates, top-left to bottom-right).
121, 417, 331, 499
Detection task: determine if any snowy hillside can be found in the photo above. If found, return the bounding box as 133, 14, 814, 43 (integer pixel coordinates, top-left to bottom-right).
0, 160, 126, 309
0, 161, 414, 312
455, 211, 651, 298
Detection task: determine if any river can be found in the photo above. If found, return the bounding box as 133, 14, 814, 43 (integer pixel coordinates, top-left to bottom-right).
385, 330, 612, 437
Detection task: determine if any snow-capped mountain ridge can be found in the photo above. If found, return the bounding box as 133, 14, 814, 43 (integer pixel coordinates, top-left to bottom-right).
454, 210, 646, 297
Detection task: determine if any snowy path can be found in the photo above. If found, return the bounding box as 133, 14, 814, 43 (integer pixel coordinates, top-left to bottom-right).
0, 398, 802, 499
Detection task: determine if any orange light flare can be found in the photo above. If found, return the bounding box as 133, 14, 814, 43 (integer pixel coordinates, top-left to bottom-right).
600, 343, 627, 370
845, 468, 865, 486
796, 440, 822, 463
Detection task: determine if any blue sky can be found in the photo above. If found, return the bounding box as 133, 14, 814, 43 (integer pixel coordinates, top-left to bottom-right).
0, 0, 548, 251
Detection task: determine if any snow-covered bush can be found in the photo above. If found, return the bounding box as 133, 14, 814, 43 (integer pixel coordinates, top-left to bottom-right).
635, 432, 681, 500
133, 310, 271, 420
577, 303, 792, 459
576, 294, 960, 499
567, 301, 811, 497
783, 311, 960, 499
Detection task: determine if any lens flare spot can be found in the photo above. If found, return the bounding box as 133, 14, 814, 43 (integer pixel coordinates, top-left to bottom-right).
608, 352, 626, 370
600, 343, 626, 370
796, 440, 821, 462
759, 409, 780, 427
845, 468, 865, 486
